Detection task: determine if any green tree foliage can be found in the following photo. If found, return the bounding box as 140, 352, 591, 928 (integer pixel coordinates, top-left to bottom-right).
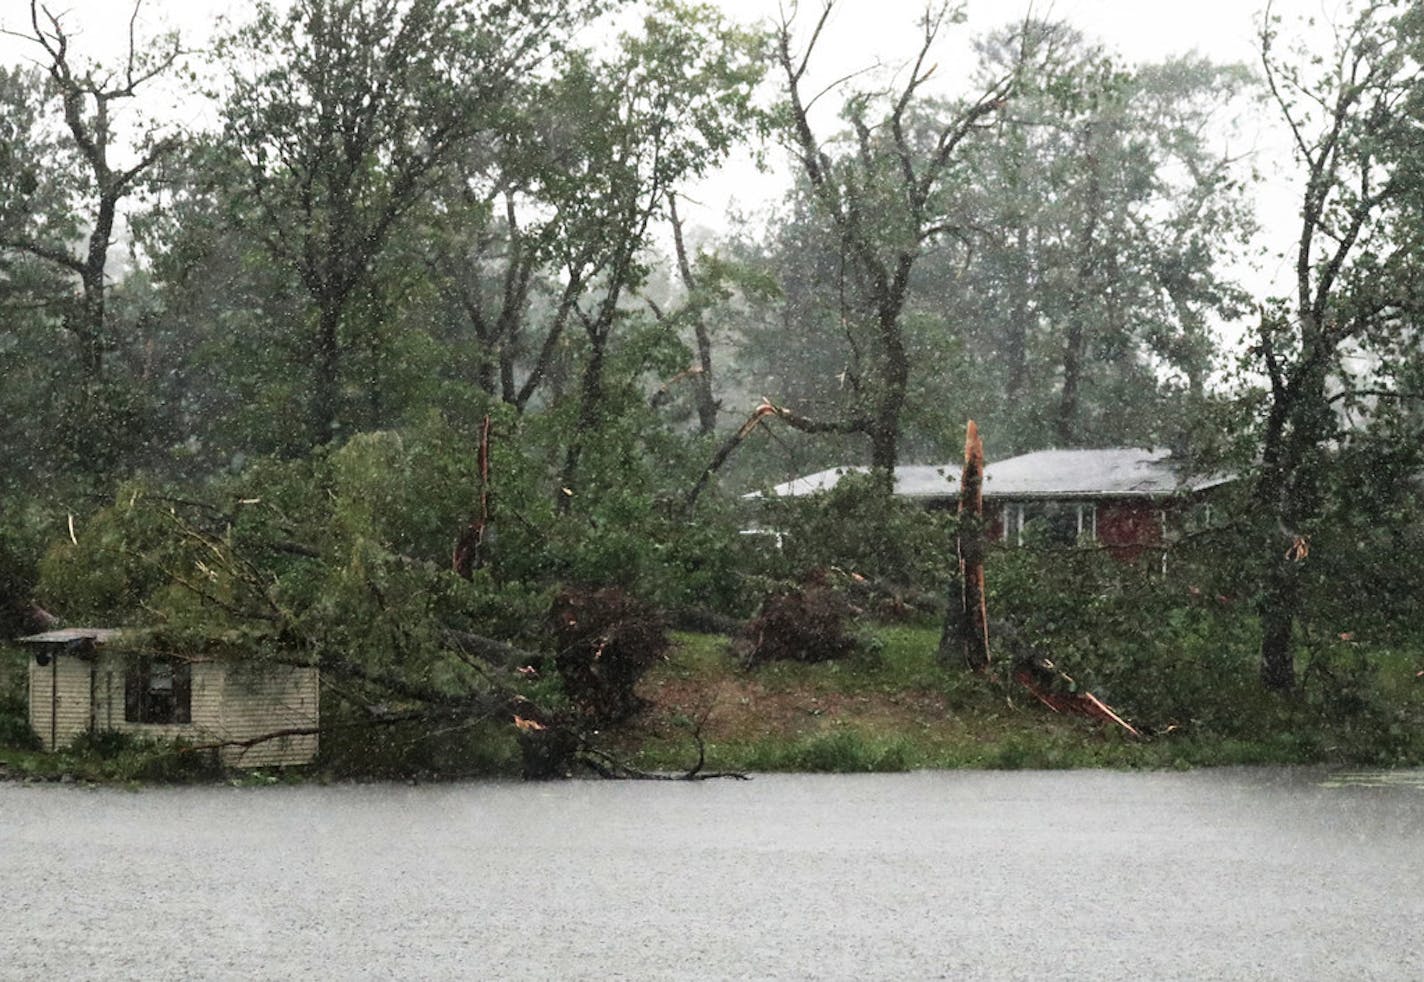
763, 0, 1018, 482
0, 5, 185, 475
533, 1, 767, 501
735, 19, 1254, 474
1250, 0, 1424, 690
8, 0, 1423, 771
212, 0, 598, 446
956, 25, 1254, 450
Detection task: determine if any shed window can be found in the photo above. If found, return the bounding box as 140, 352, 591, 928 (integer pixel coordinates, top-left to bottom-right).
124, 657, 192, 724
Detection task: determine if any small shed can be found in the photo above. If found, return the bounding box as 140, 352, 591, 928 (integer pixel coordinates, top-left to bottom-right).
20, 628, 319, 768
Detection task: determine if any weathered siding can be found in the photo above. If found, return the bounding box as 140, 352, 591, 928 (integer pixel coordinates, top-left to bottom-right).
217, 663, 319, 768
28, 653, 92, 751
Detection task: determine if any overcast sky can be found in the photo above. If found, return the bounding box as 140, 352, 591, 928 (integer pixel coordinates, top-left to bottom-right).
1, 0, 1331, 306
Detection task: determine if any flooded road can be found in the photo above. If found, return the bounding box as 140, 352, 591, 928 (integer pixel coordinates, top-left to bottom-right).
2, 768, 1422, 980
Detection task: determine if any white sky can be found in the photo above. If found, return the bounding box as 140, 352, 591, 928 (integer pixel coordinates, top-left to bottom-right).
1, 0, 1328, 309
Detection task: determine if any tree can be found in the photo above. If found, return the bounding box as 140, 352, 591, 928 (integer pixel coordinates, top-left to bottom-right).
1252, 0, 1423, 690
527, 1, 764, 505
952, 25, 1253, 449
413, 1, 764, 439
213, 0, 594, 446
0, 1, 183, 383
0, 3, 185, 473
771, 1, 1020, 485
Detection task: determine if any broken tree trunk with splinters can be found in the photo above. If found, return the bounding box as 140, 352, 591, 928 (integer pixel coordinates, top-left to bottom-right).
959, 421, 991, 674
939, 421, 1139, 736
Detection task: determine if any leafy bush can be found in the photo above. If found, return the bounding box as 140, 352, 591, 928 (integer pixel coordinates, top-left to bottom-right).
754, 471, 956, 591
60, 730, 225, 782
0, 652, 39, 750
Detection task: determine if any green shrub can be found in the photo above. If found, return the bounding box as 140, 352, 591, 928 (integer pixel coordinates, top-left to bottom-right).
0, 647, 39, 750
755, 472, 956, 592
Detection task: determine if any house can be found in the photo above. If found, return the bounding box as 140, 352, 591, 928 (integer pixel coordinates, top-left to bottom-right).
20, 628, 319, 767
754, 463, 962, 505
749, 448, 1231, 559
981, 448, 1232, 559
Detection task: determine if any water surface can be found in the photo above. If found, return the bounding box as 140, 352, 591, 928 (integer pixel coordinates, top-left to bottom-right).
3, 768, 1421, 980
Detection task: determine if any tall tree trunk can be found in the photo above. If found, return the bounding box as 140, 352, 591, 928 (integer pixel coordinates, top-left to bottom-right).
76, 269, 105, 381
1005, 221, 1031, 399
1254, 330, 1329, 692
1259, 554, 1299, 691
313, 303, 342, 445
692, 322, 718, 436
558, 330, 607, 513
76, 193, 119, 382
669, 195, 719, 436
1056, 318, 1085, 446
868, 294, 910, 486
1055, 135, 1101, 446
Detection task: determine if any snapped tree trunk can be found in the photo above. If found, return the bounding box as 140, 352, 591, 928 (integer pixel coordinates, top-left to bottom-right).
958, 421, 990, 673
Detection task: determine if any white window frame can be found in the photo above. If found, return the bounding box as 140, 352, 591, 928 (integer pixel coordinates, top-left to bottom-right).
1002, 501, 1097, 546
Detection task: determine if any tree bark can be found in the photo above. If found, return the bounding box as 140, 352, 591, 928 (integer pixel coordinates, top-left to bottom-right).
958, 421, 990, 673
1259, 556, 1299, 691
1005, 221, 1031, 399
669, 194, 719, 436
558, 326, 607, 512
1055, 136, 1101, 446
312, 302, 343, 444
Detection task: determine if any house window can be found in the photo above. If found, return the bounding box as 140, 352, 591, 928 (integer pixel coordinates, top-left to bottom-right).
1003, 501, 1097, 546
124, 657, 192, 724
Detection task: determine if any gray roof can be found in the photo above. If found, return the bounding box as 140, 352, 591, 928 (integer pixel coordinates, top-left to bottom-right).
981, 448, 1231, 499
751, 464, 961, 500
17, 627, 126, 646
748, 448, 1231, 502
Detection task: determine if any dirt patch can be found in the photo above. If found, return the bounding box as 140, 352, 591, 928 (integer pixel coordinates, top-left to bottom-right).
631, 661, 957, 745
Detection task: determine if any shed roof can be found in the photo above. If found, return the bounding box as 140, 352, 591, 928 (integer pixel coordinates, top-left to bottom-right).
981, 448, 1231, 499
17, 627, 126, 646
751, 464, 961, 500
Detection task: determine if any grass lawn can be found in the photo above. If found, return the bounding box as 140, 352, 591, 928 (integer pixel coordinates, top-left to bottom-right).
608, 623, 1424, 774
